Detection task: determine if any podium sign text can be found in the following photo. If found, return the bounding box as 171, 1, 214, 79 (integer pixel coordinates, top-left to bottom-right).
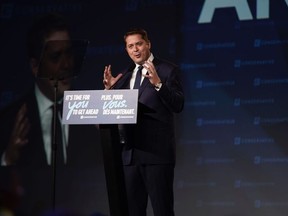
62, 89, 138, 124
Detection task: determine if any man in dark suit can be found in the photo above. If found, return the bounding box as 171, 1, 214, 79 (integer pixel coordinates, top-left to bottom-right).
103, 28, 184, 216
0, 13, 75, 167
0, 13, 106, 216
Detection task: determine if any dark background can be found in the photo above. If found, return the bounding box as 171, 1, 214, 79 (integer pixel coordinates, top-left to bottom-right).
1, 0, 288, 215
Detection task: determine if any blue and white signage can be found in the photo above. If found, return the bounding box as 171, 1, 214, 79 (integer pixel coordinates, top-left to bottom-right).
62, 89, 138, 124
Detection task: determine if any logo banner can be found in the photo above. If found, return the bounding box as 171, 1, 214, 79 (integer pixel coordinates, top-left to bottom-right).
62, 89, 138, 124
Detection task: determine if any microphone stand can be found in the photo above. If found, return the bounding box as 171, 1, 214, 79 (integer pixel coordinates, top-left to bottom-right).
51, 79, 60, 211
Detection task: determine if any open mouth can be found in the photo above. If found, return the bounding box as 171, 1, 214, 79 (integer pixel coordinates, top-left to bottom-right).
134, 53, 141, 58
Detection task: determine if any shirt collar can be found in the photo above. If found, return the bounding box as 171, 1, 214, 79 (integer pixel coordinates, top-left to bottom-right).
135, 53, 154, 68
35, 84, 53, 115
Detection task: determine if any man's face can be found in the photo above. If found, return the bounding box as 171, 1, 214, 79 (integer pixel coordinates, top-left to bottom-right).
32, 31, 72, 101
125, 34, 151, 65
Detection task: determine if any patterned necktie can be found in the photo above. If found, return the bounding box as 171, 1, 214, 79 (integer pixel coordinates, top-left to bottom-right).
133, 65, 143, 89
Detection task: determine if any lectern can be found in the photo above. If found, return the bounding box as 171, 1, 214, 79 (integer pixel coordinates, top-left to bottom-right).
99, 124, 128, 216
62, 89, 138, 216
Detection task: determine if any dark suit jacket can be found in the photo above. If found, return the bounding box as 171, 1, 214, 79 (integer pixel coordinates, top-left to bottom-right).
114, 57, 184, 165
0, 87, 107, 215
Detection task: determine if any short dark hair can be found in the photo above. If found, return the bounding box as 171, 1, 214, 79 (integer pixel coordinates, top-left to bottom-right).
123, 28, 150, 44
26, 13, 70, 60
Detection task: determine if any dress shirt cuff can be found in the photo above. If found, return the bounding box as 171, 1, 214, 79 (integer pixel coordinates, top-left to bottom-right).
154, 82, 162, 91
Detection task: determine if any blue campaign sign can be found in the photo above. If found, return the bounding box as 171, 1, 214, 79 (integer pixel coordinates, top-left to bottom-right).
62, 89, 138, 124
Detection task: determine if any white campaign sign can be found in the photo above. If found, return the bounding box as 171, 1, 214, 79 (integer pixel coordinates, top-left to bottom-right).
62, 89, 138, 124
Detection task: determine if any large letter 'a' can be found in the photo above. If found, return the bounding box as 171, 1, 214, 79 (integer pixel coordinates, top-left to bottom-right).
198, 0, 253, 23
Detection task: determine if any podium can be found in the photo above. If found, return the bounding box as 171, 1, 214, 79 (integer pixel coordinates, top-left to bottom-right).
99, 124, 128, 216
62, 89, 139, 216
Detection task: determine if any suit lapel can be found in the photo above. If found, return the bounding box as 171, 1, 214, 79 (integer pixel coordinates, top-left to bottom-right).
138, 77, 149, 97
21, 91, 47, 166
138, 58, 161, 98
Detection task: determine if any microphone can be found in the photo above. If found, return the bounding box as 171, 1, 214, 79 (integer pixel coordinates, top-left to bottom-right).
108, 71, 130, 90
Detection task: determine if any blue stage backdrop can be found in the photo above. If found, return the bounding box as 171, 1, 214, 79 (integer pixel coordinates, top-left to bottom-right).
1, 1, 288, 216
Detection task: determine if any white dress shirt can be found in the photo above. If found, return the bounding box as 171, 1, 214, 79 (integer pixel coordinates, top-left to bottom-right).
130, 53, 154, 89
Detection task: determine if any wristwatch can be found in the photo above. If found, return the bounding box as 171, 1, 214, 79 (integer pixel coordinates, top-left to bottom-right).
154, 82, 162, 91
